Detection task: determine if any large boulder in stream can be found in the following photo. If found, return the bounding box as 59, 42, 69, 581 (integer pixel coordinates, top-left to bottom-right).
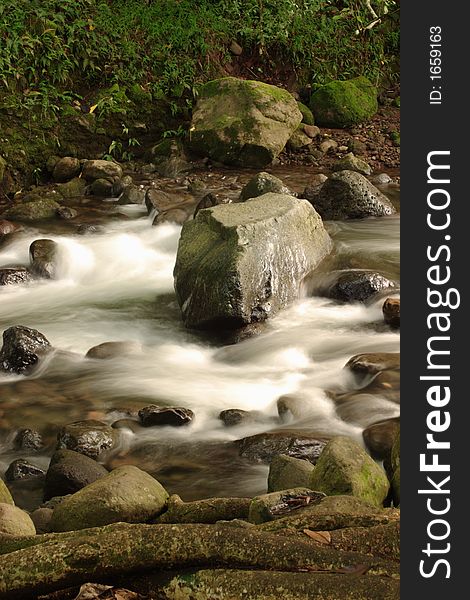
174, 193, 332, 329
50, 465, 169, 532
29, 239, 60, 279
307, 170, 396, 220
0, 326, 51, 374
189, 77, 302, 167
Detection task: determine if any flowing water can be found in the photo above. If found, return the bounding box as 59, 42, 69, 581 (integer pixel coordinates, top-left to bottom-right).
0, 167, 400, 509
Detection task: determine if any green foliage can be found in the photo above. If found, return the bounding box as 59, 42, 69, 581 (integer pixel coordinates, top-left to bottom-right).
0, 0, 399, 115
103, 124, 141, 162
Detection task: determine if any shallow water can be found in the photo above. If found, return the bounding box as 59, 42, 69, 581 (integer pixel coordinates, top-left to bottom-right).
0, 168, 400, 506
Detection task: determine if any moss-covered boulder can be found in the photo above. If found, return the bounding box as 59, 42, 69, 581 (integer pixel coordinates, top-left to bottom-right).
239, 172, 291, 202
174, 193, 332, 329
297, 101, 315, 125
82, 159, 123, 183
0, 479, 14, 505
3, 198, 60, 222
189, 77, 302, 167
309, 437, 390, 507
50, 465, 169, 532
332, 152, 372, 176
287, 127, 313, 151
0, 503, 36, 537
310, 76, 378, 127
57, 177, 86, 199
267, 454, 315, 492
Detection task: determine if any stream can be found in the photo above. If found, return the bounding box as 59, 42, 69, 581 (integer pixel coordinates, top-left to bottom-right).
0, 166, 400, 510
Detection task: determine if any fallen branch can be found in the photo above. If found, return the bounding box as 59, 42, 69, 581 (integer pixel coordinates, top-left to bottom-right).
0, 523, 398, 599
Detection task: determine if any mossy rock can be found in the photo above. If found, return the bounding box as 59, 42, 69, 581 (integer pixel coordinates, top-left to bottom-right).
0, 503, 36, 537
297, 102, 315, 125
50, 465, 169, 532
248, 487, 322, 524
239, 172, 291, 202
309, 436, 390, 507
310, 77, 378, 128
0, 479, 14, 505
189, 77, 302, 167
3, 198, 60, 222
267, 454, 315, 492
57, 177, 86, 199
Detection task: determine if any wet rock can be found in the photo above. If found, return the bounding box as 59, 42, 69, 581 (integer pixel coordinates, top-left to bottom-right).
3, 198, 60, 221
0, 503, 36, 536
56, 420, 116, 458
0, 219, 23, 237
30, 507, 53, 534
345, 352, 400, 376
363, 417, 400, 461
383, 297, 400, 328
29, 239, 59, 279
0, 268, 33, 286
50, 465, 169, 532
138, 406, 194, 427
357, 369, 400, 403
310, 170, 396, 220
52, 157, 81, 183
44, 449, 109, 500
0, 479, 14, 504
85, 341, 141, 360
56, 206, 78, 220
82, 159, 123, 183
287, 128, 313, 151
189, 77, 302, 168
174, 194, 332, 329
238, 431, 328, 464
145, 188, 173, 215
239, 172, 292, 202
5, 459, 45, 482
76, 224, 102, 235
309, 436, 389, 507
152, 208, 188, 226
89, 178, 114, 197
248, 488, 324, 524
268, 454, 315, 492
0, 325, 51, 374
56, 177, 86, 199
332, 152, 372, 176
323, 270, 395, 303
194, 193, 230, 217
118, 184, 146, 205
13, 428, 43, 451
219, 409, 257, 427
310, 77, 378, 127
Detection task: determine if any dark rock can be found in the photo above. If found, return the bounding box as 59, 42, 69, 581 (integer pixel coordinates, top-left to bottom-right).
13, 428, 43, 451
57, 177, 86, 199
76, 224, 102, 235
30, 507, 53, 533
363, 417, 400, 461
3, 198, 60, 222
52, 157, 81, 183
0, 268, 33, 286
219, 409, 257, 427
152, 208, 188, 226
324, 270, 395, 303
85, 341, 141, 359
239, 172, 291, 202
56, 420, 116, 458
383, 297, 400, 328
56, 206, 78, 220
5, 459, 45, 482
89, 178, 114, 197
44, 449, 108, 500
345, 352, 400, 376
310, 170, 396, 220
194, 193, 230, 217
0, 325, 51, 374
238, 431, 328, 464
118, 184, 145, 205
29, 239, 59, 279
138, 406, 194, 427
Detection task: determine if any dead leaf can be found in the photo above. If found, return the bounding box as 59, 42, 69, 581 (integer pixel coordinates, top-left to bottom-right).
73, 583, 113, 600
303, 529, 332, 545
